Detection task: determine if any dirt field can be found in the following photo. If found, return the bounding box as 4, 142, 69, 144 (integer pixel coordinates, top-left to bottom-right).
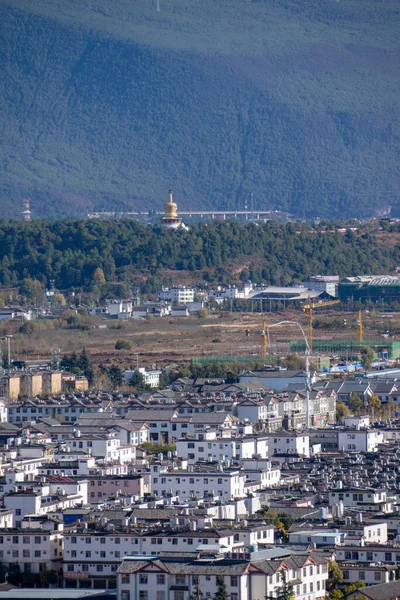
6, 308, 399, 369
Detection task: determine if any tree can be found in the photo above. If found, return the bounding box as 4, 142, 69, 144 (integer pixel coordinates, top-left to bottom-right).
265, 570, 294, 600
327, 560, 343, 590
213, 576, 229, 600
349, 392, 362, 415
198, 307, 209, 319
115, 339, 132, 350
128, 370, 145, 390
108, 364, 123, 387
328, 591, 344, 600
19, 321, 35, 335
39, 568, 58, 587
368, 394, 381, 422
344, 581, 366, 594
92, 267, 106, 284
7, 562, 23, 586
336, 401, 351, 423
188, 587, 204, 600
360, 346, 374, 370
20, 278, 44, 304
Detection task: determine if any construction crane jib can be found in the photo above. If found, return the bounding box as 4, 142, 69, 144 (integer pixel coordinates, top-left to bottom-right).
303, 295, 340, 351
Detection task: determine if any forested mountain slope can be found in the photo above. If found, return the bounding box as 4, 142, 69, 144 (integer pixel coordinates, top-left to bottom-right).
1, 0, 399, 219
0, 220, 398, 291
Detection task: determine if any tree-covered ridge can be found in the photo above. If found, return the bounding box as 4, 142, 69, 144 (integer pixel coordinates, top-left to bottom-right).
0, 220, 398, 290
0, 0, 399, 219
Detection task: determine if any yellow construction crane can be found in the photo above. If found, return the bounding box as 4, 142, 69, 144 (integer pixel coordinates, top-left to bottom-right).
303, 295, 341, 351
245, 319, 268, 359
357, 309, 363, 343
261, 319, 267, 359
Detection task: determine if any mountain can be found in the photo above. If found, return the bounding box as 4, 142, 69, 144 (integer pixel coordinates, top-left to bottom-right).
1, 0, 399, 219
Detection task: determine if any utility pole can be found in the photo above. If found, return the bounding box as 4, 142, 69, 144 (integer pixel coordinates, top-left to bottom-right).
267, 320, 311, 428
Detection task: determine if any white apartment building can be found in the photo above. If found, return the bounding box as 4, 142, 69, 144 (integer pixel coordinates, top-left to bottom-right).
176, 434, 256, 464
336, 544, 400, 565
159, 286, 195, 304
63, 431, 121, 461
241, 459, 281, 488
63, 525, 276, 589
0, 521, 63, 574
117, 551, 329, 600
329, 487, 393, 512
268, 433, 310, 458
151, 465, 246, 501
337, 429, 383, 452
107, 299, 133, 317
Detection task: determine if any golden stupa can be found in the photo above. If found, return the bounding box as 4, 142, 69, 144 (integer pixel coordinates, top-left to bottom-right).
162, 189, 182, 228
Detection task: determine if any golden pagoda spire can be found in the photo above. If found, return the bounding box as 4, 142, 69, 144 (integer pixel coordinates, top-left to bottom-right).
162, 188, 182, 228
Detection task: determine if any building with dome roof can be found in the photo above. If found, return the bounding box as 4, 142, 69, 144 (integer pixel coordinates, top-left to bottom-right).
162, 189, 185, 229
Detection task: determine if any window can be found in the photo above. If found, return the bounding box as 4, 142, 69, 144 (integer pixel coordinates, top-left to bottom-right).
100, 537, 106, 544
310, 583, 313, 593
34, 536, 41, 544
157, 574, 165, 585
192, 576, 199, 585
231, 576, 238, 587
176, 575, 186, 585
12, 550, 19, 558
96, 565, 103, 572
139, 593, 148, 600
71, 537, 77, 544
23, 536, 29, 544
12, 536, 19, 544
122, 574, 130, 584
157, 593, 165, 600
115, 551, 121, 558
100, 551, 106, 558
23, 550, 30, 558
367, 552, 373, 561
71, 550, 76, 558
121, 593, 130, 600
375, 572, 381, 581
82, 565, 88, 572
85, 551, 91, 558
139, 575, 148, 584
67, 564, 74, 572
85, 537, 91, 544
359, 571, 366, 580
385, 552, 392, 561
34, 550, 41, 558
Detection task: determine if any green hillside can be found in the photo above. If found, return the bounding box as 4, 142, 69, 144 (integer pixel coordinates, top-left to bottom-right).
1, 0, 399, 219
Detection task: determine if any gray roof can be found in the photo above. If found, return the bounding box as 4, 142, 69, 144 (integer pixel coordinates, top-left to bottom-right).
344, 579, 400, 600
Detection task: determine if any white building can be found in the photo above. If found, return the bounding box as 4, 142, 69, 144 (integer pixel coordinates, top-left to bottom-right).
0, 518, 63, 574
117, 551, 329, 600
159, 286, 195, 304
329, 487, 393, 512
151, 464, 246, 501
337, 429, 383, 453
123, 368, 161, 388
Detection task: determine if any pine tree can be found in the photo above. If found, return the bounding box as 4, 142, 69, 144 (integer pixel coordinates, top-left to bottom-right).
213, 576, 229, 600
265, 570, 294, 600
